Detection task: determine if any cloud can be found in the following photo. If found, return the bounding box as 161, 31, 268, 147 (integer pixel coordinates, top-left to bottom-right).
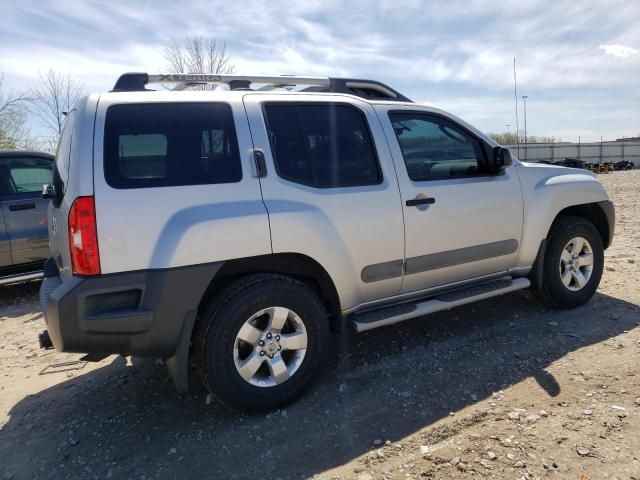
0, 0, 637, 141
599, 44, 639, 58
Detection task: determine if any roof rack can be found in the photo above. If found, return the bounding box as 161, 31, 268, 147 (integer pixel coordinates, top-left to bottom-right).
111, 73, 412, 102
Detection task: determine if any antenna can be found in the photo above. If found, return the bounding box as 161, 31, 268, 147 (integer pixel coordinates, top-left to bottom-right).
513, 58, 520, 158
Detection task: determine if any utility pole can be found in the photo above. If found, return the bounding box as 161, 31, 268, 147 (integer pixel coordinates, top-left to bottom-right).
521, 95, 528, 160
513, 58, 520, 157
522, 95, 529, 145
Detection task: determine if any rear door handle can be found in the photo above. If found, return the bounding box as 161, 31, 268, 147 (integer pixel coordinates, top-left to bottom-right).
406, 197, 436, 207
9, 203, 36, 211
253, 150, 267, 178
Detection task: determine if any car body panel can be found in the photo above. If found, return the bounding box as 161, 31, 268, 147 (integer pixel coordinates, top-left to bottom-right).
514, 162, 610, 269
47, 95, 100, 281
91, 92, 271, 274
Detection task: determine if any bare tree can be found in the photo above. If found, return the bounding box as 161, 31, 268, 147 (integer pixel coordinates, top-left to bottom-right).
163, 36, 234, 90
30, 69, 83, 136
489, 132, 558, 145
0, 76, 33, 150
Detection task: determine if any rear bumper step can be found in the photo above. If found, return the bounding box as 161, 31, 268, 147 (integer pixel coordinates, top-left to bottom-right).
352, 277, 531, 333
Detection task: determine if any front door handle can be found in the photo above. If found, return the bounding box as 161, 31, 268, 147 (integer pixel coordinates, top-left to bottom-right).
406, 197, 436, 207
9, 203, 36, 211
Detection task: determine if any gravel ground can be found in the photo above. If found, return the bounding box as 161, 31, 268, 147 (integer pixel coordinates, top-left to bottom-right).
1, 170, 639, 480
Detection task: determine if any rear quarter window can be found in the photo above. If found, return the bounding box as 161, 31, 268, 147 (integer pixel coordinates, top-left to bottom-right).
103, 102, 242, 189
51, 109, 75, 206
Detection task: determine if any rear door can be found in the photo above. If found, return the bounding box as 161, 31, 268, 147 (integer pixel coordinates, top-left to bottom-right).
243, 94, 405, 310
0, 155, 52, 266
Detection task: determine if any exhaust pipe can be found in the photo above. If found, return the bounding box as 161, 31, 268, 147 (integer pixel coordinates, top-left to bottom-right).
38, 330, 53, 350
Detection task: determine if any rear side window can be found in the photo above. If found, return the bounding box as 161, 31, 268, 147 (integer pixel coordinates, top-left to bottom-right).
0, 157, 52, 195
263, 103, 381, 188
104, 103, 242, 189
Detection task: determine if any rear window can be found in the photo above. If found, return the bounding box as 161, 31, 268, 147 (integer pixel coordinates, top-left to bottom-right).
104, 103, 242, 189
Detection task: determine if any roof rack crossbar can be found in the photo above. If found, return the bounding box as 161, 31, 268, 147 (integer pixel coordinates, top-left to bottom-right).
111, 73, 412, 102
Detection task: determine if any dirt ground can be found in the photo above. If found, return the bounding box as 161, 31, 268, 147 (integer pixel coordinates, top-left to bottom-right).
1, 170, 639, 480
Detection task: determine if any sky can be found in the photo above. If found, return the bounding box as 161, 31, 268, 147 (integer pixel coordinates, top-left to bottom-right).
0, 0, 638, 142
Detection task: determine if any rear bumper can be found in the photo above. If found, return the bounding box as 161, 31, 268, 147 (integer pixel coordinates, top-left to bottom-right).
40, 261, 222, 357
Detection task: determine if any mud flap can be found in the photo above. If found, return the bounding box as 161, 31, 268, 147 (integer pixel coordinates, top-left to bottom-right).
166, 310, 197, 394
529, 239, 546, 291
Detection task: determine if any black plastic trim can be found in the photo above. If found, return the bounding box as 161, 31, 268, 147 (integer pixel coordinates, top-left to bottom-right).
596, 200, 615, 248
528, 239, 546, 291
329, 78, 412, 102
361, 260, 404, 283
111, 72, 150, 92
40, 262, 223, 357
361, 239, 520, 283
405, 239, 518, 275
406, 197, 435, 207
42, 257, 59, 278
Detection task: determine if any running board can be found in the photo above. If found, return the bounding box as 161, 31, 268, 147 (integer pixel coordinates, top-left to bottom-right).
352, 277, 531, 333
0, 271, 44, 286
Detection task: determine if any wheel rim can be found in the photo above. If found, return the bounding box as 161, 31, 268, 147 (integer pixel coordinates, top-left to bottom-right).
559, 236, 594, 292
233, 306, 308, 388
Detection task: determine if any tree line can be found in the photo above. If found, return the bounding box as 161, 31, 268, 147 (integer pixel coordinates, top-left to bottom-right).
0, 36, 233, 153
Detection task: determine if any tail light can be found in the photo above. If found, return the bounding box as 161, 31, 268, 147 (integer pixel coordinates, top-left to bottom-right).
68, 196, 100, 275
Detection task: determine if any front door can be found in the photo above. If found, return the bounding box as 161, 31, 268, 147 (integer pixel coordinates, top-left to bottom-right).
377, 107, 524, 294
0, 155, 52, 266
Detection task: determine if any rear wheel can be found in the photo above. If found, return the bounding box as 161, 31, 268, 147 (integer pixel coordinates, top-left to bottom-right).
194, 274, 329, 412
541, 216, 604, 308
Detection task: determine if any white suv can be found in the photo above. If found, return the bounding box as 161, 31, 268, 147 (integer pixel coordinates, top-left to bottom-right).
39, 73, 614, 411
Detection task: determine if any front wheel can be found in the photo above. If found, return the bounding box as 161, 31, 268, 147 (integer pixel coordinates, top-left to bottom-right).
194, 274, 329, 412
541, 216, 604, 309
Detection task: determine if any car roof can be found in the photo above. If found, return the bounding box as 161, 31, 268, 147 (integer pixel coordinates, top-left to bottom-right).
0, 150, 54, 159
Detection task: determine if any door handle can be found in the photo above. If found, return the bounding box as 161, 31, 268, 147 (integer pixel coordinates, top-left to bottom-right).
9, 203, 36, 211
253, 150, 267, 178
406, 197, 436, 207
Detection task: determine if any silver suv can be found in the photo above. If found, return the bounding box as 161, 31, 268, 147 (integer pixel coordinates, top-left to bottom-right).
39, 73, 614, 411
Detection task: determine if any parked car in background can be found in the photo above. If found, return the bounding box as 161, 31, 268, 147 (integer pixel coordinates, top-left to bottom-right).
554, 158, 588, 169
613, 160, 634, 171
0, 151, 53, 285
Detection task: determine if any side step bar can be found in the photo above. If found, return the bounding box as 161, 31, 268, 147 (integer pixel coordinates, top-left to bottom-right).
0, 271, 44, 286
352, 277, 531, 333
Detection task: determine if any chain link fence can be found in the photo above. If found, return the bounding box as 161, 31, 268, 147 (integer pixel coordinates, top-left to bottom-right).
504, 142, 640, 166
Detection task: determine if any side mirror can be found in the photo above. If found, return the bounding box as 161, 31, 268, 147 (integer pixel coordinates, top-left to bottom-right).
492, 146, 513, 171
42, 184, 54, 200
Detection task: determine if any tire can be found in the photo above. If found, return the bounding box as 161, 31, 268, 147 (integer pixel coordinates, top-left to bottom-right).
194, 274, 329, 412
540, 215, 604, 309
